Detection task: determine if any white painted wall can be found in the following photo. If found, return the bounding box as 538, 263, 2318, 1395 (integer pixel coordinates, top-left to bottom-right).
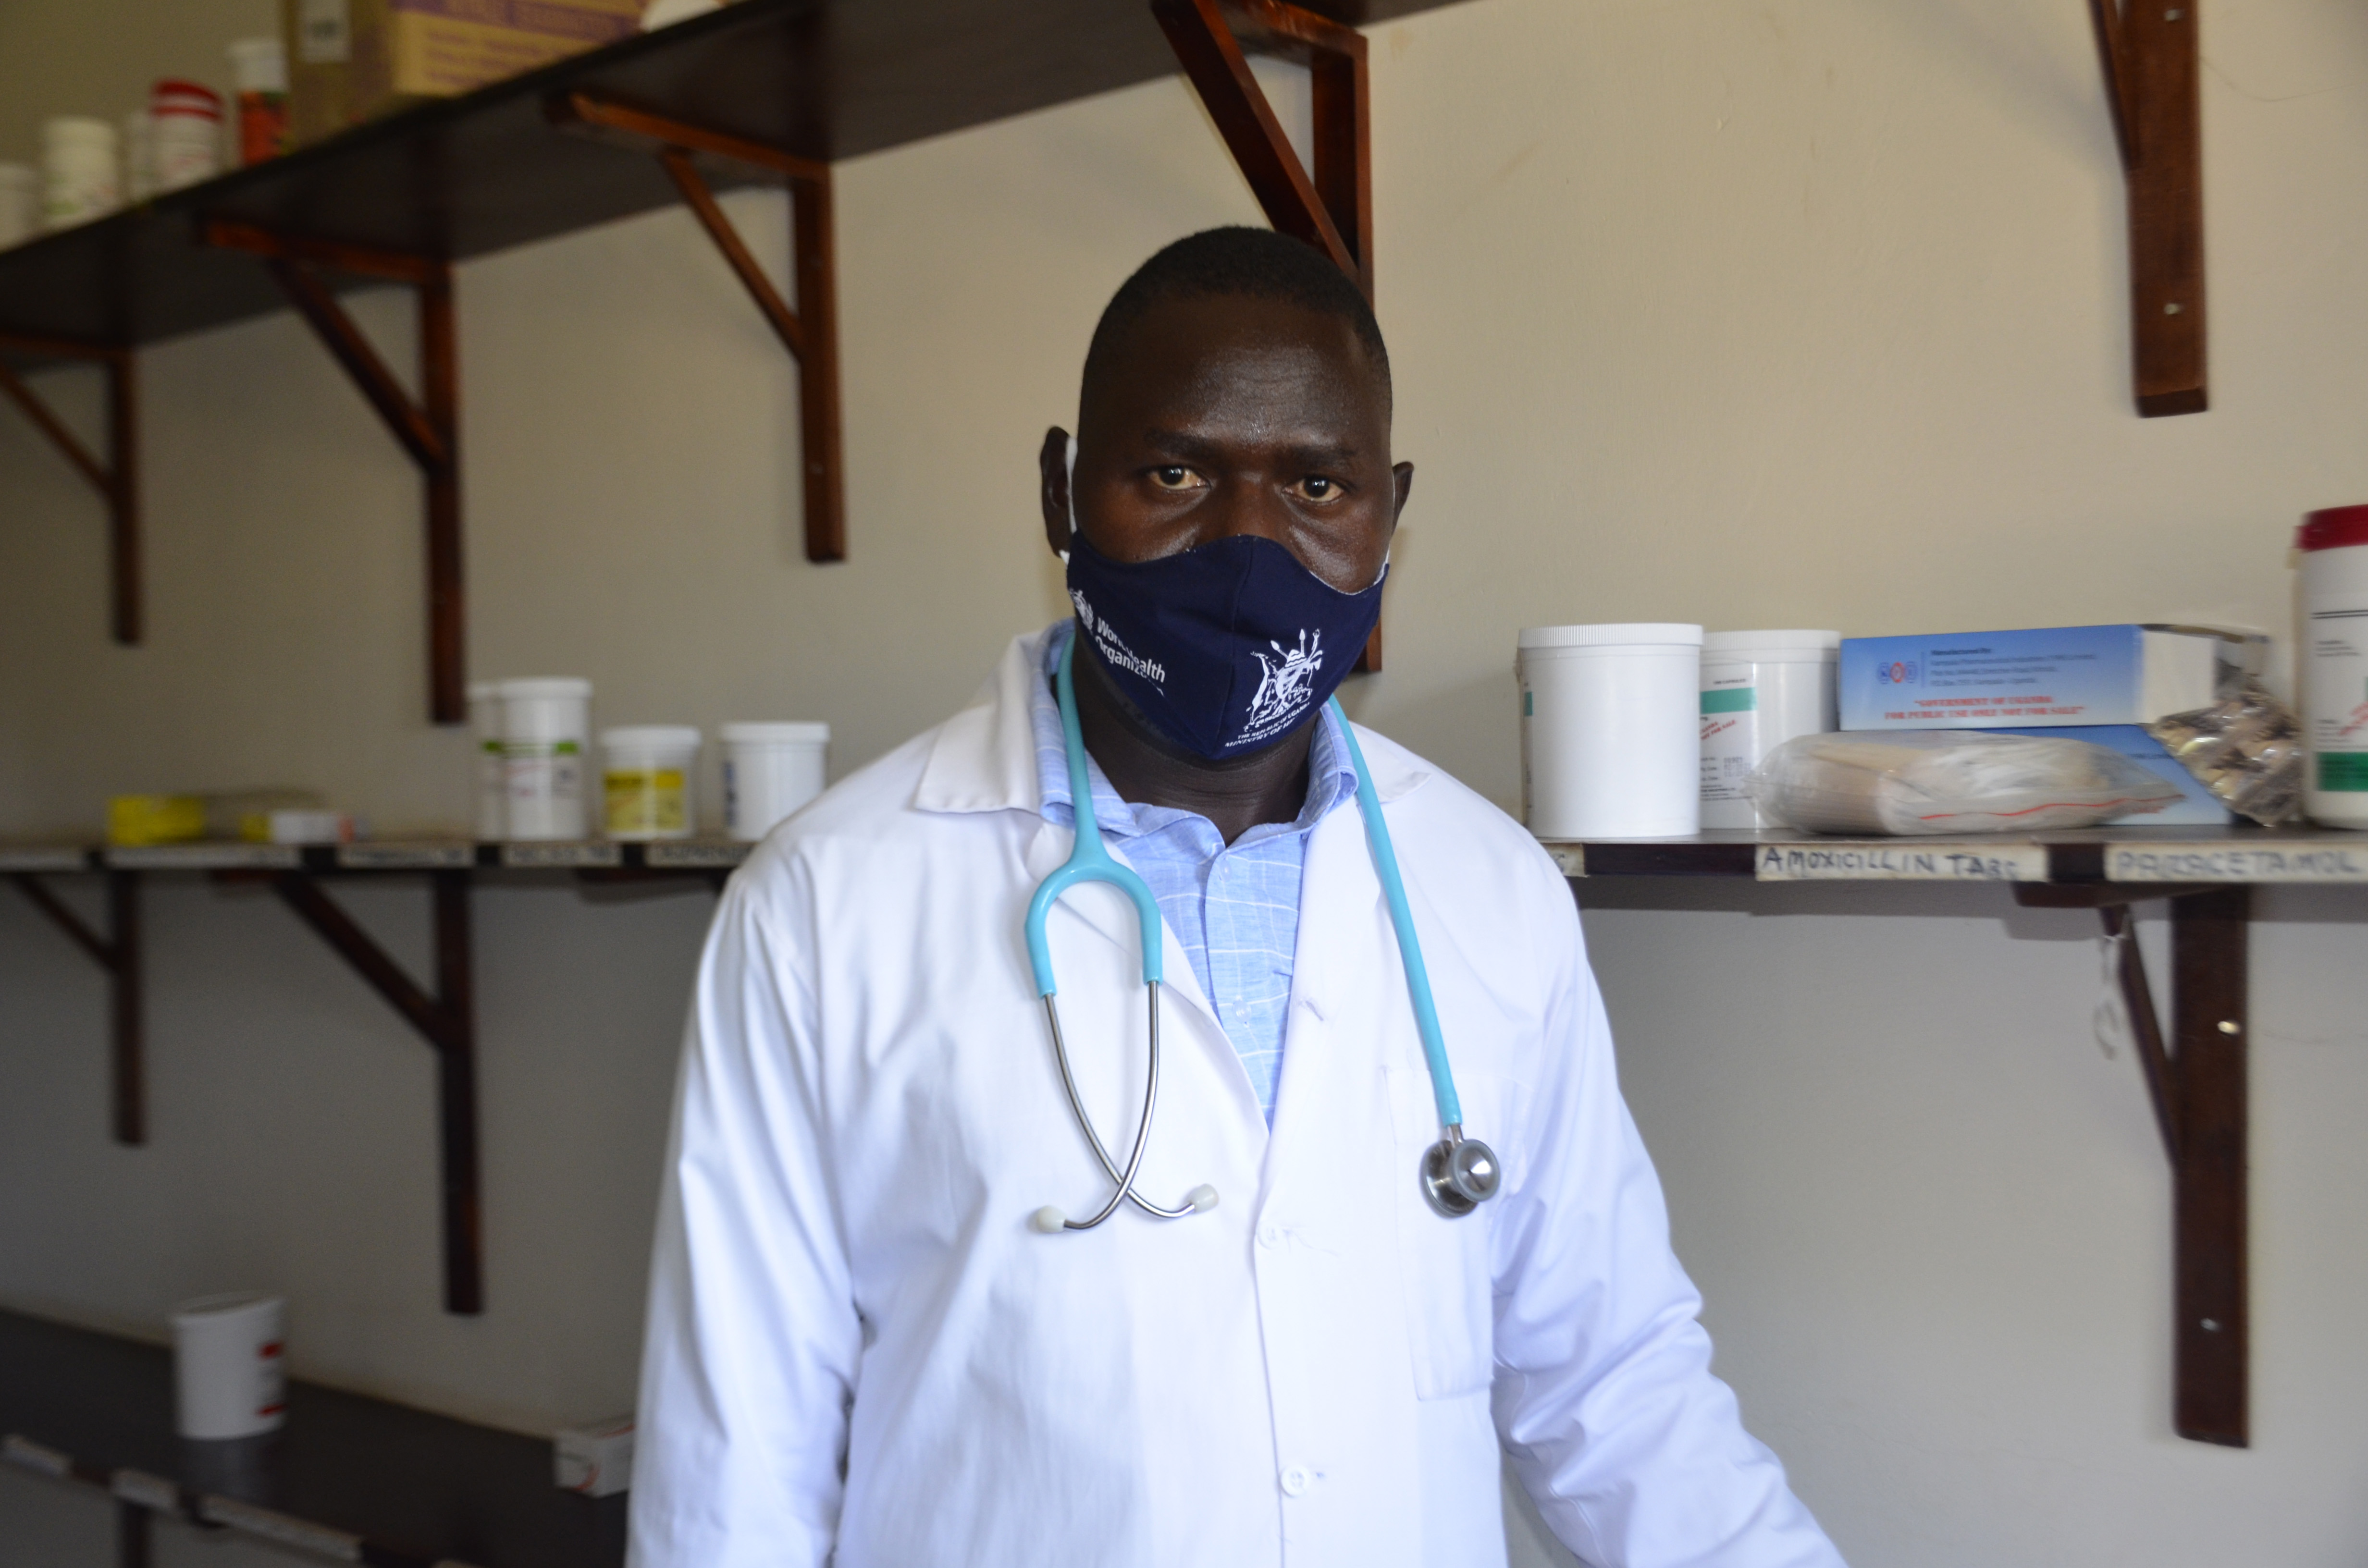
4, 0, 2368, 1562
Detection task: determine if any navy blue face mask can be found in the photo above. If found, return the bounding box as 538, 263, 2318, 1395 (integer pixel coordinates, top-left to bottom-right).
1063, 505, 1386, 761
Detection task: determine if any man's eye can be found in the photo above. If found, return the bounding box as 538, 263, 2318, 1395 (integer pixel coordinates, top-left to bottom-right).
1296, 476, 1340, 500
1149, 466, 1201, 490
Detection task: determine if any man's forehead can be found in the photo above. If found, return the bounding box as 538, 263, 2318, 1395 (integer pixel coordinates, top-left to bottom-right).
1083, 293, 1387, 422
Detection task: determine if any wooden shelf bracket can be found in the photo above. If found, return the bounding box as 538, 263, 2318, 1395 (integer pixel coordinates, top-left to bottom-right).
197, 221, 465, 724
2088, 0, 2207, 416
546, 91, 846, 564
2016, 881, 2247, 1444
0, 333, 140, 644
8, 870, 143, 1146
234, 870, 482, 1316
1154, 0, 1382, 669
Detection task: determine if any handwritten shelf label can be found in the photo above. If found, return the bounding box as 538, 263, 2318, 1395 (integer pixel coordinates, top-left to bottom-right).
199, 1496, 363, 1562
2107, 842, 2368, 882
1757, 842, 2045, 882
1539, 843, 1585, 878
2, 1434, 71, 1478
104, 845, 301, 870
338, 843, 474, 870
500, 842, 621, 869
643, 841, 748, 869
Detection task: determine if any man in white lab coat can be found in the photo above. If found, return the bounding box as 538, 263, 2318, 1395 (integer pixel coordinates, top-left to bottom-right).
629, 228, 1844, 1568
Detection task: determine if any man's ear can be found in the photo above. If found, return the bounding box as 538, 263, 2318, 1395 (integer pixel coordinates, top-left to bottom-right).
1391, 461, 1415, 523
1040, 427, 1072, 559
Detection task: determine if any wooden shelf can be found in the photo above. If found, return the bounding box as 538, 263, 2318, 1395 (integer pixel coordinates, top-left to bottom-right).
0, 0, 1453, 355
0, 1308, 622, 1568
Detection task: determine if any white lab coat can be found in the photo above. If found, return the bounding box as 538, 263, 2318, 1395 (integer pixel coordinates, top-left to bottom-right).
629, 629, 1842, 1568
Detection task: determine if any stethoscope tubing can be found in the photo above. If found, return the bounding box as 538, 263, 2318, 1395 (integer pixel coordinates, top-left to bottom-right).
1326, 697, 1464, 1132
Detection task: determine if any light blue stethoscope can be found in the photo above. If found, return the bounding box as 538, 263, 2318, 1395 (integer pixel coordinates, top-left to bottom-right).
1024, 635, 1501, 1232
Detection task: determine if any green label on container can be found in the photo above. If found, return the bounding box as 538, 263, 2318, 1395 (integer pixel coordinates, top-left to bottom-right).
1523, 691, 1533, 717
2318, 753, 2368, 791
1701, 688, 1758, 715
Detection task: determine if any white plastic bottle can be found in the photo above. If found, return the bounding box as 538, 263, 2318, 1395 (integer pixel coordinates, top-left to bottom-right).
602, 726, 702, 840
721, 722, 830, 840
500, 678, 592, 840
41, 118, 121, 229
1517, 624, 1703, 839
149, 80, 223, 193
1700, 630, 1841, 829
2299, 505, 2368, 829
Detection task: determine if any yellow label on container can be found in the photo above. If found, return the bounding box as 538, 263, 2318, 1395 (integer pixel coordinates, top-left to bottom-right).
605, 769, 687, 837
107, 795, 207, 847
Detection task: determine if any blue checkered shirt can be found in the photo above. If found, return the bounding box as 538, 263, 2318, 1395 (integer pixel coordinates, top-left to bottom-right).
1032, 621, 1357, 1122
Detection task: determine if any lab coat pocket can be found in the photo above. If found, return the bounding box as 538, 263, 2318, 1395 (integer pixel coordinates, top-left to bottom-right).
1384, 1064, 1504, 1401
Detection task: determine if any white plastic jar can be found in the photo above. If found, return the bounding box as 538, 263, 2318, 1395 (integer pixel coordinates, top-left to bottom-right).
468, 681, 505, 840
1518, 624, 1703, 839
2299, 505, 2368, 829
0, 163, 36, 247
500, 678, 592, 840
1699, 629, 1841, 829
41, 117, 121, 229
604, 726, 702, 840
721, 722, 829, 841
171, 1293, 286, 1440
150, 79, 223, 193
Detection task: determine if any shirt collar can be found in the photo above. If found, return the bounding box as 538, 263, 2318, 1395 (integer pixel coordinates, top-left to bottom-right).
1030, 620, 1357, 843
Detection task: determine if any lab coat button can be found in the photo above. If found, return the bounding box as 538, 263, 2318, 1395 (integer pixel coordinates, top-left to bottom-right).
1279, 1466, 1312, 1496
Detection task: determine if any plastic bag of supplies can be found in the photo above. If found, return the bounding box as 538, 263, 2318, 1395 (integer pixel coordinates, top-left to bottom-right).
1746, 731, 2186, 835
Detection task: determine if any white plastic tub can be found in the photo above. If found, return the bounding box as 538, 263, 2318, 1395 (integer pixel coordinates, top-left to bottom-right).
1700, 630, 1841, 830
1518, 624, 1703, 839
41, 117, 120, 229
171, 1293, 286, 1440
501, 678, 592, 840
603, 725, 702, 840
721, 722, 829, 841
2300, 505, 2368, 829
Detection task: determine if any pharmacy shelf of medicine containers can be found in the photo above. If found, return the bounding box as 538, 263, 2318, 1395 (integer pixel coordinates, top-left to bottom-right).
0, 0, 1450, 352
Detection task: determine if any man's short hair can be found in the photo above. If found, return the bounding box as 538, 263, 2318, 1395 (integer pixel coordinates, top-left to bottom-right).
1082, 227, 1390, 409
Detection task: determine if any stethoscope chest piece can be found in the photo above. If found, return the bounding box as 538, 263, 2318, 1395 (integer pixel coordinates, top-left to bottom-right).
1420, 1128, 1502, 1218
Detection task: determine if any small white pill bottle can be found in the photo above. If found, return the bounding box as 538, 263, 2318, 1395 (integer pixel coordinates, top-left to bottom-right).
603, 725, 703, 840
41, 117, 121, 229
2299, 505, 2368, 830
1699, 630, 1841, 830
500, 678, 592, 840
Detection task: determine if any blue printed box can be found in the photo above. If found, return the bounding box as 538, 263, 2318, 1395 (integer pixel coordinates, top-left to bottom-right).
1839, 624, 2259, 731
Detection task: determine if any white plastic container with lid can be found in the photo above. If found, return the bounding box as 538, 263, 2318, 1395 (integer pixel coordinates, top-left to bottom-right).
0, 163, 36, 247
501, 678, 592, 840
721, 722, 829, 841
604, 726, 703, 840
1700, 629, 1841, 830
41, 117, 121, 230
171, 1293, 286, 1440
2298, 504, 2368, 829
1518, 624, 1704, 839
149, 79, 223, 193
468, 681, 505, 840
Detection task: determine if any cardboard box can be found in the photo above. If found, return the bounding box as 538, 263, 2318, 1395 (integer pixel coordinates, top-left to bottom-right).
285, 0, 642, 146
1989, 725, 2232, 825
1839, 624, 2262, 732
